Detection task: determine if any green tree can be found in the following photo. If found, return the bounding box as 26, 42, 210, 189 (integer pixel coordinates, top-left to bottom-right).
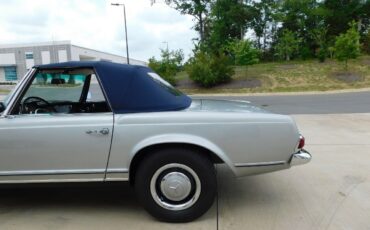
249, 0, 280, 55
328, 46, 335, 59
186, 51, 234, 87
226, 39, 260, 66
311, 24, 328, 62
275, 30, 301, 61
324, 0, 370, 40
164, 0, 211, 42
208, 0, 251, 49
148, 49, 184, 85
279, 0, 328, 59
334, 22, 361, 69
362, 30, 370, 54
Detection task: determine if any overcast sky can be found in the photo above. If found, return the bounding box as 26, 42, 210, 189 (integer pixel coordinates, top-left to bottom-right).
0, 0, 197, 62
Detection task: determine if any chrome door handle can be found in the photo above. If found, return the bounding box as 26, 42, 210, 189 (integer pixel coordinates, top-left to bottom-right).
86, 130, 97, 135
86, 128, 109, 135
99, 128, 110, 135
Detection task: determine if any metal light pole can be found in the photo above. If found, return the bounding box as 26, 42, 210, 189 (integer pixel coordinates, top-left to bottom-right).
162, 41, 169, 52
111, 3, 130, 64
162, 41, 169, 61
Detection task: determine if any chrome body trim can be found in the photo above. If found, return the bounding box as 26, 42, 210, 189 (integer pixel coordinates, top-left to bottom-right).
105, 169, 129, 181
104, 175, 129, 182
0, 179, 104, 184
234, 161, 286, 168
0, 169, 105, 176
106, 168, 129, 173
0, 169, 129, 183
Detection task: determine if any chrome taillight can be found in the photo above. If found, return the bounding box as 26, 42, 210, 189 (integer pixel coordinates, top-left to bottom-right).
298, 135, 305, 149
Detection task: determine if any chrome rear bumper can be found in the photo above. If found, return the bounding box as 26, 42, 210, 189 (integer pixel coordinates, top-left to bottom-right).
290, 149, 312, 166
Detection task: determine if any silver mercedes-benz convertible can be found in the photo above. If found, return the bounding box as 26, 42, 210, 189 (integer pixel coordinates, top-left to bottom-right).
0, 61, 311, 222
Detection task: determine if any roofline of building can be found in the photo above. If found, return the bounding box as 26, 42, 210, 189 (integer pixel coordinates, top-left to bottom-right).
0, 40, 71, 49
70, 44, 145, 64
0, 40, 146, 64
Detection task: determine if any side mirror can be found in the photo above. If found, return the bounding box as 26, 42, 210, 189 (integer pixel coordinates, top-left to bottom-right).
0, 102, 5, 113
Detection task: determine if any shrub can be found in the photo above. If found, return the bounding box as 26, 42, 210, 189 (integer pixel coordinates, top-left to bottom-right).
226, 39, 260, 66
186, 51, 234, 87
328, 46, 335, 59
317, 47, 327, 63
334, 21, 361, 69
300, 45, 314, 61
275, 29, 301, 61
148, 49, 184, 85
362, 30, 370, 54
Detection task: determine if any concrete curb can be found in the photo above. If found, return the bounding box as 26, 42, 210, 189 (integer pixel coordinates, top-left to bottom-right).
187, 87, 370, 97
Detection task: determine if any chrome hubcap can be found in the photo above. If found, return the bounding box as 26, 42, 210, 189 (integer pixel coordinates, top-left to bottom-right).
160, 172, 192, 202
150, 163, 201, 211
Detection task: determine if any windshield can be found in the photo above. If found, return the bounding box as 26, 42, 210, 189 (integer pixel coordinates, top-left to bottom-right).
3, 85, 17, 107
2, 69, 33, 111
23, 72, 86, 102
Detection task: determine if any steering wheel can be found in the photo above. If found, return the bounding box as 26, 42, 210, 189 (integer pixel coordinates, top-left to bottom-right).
22, 96, 56, 114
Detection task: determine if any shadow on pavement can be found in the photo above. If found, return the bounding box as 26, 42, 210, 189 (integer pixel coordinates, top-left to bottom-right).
0, 182, 141, 215
0, 182, 217, 229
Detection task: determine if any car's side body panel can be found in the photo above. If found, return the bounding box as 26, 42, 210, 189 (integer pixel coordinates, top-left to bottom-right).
107, 110, 299, 179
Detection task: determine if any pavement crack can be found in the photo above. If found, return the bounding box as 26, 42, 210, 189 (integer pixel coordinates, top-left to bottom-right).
321, 176, 364, 230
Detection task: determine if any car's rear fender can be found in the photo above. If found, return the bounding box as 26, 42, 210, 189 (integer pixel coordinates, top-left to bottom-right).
129, 134, 236, 175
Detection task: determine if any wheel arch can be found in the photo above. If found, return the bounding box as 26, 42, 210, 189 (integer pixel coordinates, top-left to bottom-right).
128, 135, 235, 184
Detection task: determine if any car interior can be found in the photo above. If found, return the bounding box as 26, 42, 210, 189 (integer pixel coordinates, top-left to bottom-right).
11, 68, 111, 115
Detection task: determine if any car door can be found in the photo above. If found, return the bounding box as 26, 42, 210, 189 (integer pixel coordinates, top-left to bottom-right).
0, 68, 113, 183
0, 113, 113, 182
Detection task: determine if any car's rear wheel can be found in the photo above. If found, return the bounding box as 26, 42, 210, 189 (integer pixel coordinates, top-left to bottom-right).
134, 148, 217, 222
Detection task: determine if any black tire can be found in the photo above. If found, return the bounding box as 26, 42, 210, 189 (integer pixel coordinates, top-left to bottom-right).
134, 147, 217, 223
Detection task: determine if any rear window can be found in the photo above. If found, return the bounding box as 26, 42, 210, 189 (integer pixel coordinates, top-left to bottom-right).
147, 72, 183, 96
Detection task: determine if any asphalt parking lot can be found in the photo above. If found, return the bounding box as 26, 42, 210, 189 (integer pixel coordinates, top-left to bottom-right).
1, 94, 370, 229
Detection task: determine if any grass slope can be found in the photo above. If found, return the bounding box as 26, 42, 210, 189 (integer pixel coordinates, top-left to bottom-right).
177, 56, 370, 94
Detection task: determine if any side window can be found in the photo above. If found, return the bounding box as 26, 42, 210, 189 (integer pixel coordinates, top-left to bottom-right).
87, 74, 106, 102
13, 69, 111, 115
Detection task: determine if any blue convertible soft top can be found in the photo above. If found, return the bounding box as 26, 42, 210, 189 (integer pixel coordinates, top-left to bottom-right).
36, 61, 192, 113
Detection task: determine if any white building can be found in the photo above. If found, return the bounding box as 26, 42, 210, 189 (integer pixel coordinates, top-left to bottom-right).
0, 41, 146, 82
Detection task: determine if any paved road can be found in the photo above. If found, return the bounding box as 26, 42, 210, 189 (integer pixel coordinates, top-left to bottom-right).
194, 91, 370, 114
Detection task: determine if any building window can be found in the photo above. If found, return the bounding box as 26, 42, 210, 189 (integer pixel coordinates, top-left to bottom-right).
58, 50, 67, 62
25, 52, 35, 70
41, 51, 51, 64
25, 52, 34, 59
4, 66, 17, 81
